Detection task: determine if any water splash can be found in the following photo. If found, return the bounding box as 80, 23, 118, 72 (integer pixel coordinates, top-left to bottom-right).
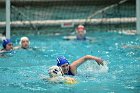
79, 60, 109, 75
90, 61, 109, 73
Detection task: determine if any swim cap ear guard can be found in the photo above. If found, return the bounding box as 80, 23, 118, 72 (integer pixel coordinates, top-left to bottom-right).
2, 39, 12, 48
57, 56, 69, 66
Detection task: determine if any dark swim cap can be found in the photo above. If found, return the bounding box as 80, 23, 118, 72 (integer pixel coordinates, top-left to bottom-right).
2, 39, 12, 48
57, 56, 69, 66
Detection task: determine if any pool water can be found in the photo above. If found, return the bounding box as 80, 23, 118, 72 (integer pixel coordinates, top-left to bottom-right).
0, 31, 140, 93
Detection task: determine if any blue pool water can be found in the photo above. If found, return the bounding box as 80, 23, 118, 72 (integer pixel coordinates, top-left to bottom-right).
0, 31, 140, 93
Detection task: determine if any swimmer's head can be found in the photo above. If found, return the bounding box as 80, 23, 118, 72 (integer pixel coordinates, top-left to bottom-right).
76, 25, 86, 35
19, 37, 30, 49
57, 56, 70, 74
2, 39, 13, 49
48, 66, 63, 78
57, 56, 69, 66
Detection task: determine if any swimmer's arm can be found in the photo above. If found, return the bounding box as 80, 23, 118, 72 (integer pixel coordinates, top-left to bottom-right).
63, 36, 76, 40
86, 37, 96, 42
13, 46, 21, 50
132, 46, 140, 48
0, 50, 5, 57
122, 45, 140, 49
0, 50, 4, 54
0, 50, 12, 57
0, 50, 8, 54
71, 55, 103, 69
70, 55, 104, 75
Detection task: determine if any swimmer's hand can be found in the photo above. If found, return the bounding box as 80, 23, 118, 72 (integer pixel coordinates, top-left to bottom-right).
65, 77, 77, 84
84, 55, 104, 66
95, 58, 104, 66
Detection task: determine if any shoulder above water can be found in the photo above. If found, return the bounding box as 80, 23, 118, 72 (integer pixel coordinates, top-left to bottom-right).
63, 35, 96, 42
63, 36, 76, 40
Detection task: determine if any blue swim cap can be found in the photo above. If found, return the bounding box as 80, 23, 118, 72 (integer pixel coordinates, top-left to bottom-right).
57, 56, 69, 66
2, 39, 12, 48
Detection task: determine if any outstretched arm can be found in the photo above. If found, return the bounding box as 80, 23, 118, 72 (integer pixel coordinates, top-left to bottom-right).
70, 55, 103, 74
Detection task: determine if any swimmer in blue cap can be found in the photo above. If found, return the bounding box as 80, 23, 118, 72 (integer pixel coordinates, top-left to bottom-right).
1, 38, 13, 52
57, 56, 72, 75
57, 55, 104, 75
57, 56, 69, 66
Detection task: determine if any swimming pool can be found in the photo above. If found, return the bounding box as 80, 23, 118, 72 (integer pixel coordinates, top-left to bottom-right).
0, 31, 140, 93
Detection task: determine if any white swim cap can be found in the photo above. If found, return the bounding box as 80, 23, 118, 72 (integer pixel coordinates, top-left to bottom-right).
19, 37, 30, 45
77, 25, 85, 29
48, 66, 63, 78
76, 25, 86, 34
